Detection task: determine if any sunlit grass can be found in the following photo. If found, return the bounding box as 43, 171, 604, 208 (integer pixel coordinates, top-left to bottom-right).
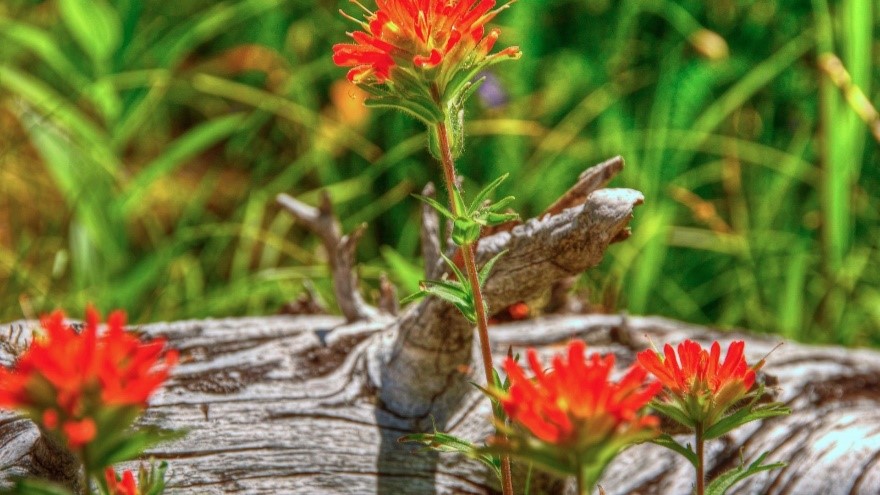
0, 0, 877, 347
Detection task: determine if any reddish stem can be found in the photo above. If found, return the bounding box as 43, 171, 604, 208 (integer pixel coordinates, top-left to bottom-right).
696, 422, 706, 495
434, 119, 514, 495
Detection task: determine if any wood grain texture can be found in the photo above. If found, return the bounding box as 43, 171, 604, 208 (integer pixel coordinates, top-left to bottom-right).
2, 314, 879, 494
377, 187, 644, 419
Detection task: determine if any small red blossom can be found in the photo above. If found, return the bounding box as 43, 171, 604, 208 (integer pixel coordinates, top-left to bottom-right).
62, 418, 97, 448
637, 340, 758, 425
105, 468, 139, 495
332, 0, 520, 88
498, 340, 661, 451
0, 307, 176, 452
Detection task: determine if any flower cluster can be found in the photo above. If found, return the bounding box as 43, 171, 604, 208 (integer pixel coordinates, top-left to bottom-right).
491, 340, 660, 483
333, 0, 521, 133
637, 339, 757, 426
333, 0, 520, 86
0, 307, 177, 452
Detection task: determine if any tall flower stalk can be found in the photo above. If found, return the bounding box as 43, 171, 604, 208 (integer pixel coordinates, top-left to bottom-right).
433, 115, 514, 493
638, 340, 790, 495
333, 1, 520, 493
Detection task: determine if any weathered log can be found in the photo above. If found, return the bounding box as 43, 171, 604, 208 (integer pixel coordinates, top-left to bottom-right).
2, 314, 880, 494
3, 157, 878, 494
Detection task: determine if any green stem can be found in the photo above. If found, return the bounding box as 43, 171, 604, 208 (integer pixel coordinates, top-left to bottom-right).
433, 117, 514, 495
576, 465, 590, 495
695, 422, 705, 495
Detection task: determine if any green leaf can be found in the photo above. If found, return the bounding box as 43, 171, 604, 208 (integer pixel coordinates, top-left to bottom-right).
651, 434, 698, 467
154, 0, 284, 69
400, 290, 427, 305
443, 65, 488, 107
400, 431, 502, 480
412, 194, 455, 221
485, 211, 520, 225
85, 78, 123, 124
92, 427, 184, 469
140, 460, 169, 495
420, 280, 471, 309
487, 196, 516, 213
469, 173, 510, 214
451, 187, 468, 219
456, 76, 487, 107
704, 401, 791, 440
357, 84, 392, 98
416, 278, 476, 321
478, 250, 508, 286
0, 66, 109, 149
112, 71, 172, 149
440, 253, 469, 289
58, 0, 121, 68
706, 452, 786, 495
0, 19, 89, 89
651, 401, 696, 429
0, 479, 74, 495
452, 217, 482, 245
365, 96, 443, 124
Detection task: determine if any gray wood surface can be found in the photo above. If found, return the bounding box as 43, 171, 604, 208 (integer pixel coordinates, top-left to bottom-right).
2, 314, 879, 494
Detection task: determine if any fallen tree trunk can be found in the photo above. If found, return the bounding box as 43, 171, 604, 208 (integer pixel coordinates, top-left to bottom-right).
3, 314, 880, 494
2, 158, 878, 494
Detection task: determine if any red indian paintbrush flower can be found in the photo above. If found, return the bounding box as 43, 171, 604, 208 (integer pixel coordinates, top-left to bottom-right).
0, 307, 177, 451
332, 0, 520, 131
490, 340, 661, 484
333, 0, 520, 84
637, 340, 758, 426
106, 468, 139, 495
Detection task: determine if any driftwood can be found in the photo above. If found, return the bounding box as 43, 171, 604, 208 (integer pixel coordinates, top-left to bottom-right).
2, 157, 879, 494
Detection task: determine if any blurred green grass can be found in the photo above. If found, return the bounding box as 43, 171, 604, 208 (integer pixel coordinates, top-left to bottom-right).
0, 0, 877, 346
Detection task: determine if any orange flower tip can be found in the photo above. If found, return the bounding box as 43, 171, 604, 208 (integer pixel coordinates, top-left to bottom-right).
42, 409, 58, 430
108, 310, 127, 331
121, 470, 138, 494
85, 305, 101, 328
63, 418, 96, 447
753, 342, 783, 372
413, 49, 442, 69
500, 46, 522, 58
338, 8, 365, 26
105, 468, 118, 491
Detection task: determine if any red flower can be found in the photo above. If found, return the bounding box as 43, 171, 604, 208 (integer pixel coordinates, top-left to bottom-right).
0, 307, 176, 452
495, 340, 660, 474
106, 468, 139, 495
332, 0, 520, 89
637, 340, 757, 425
62, 418, 97, 448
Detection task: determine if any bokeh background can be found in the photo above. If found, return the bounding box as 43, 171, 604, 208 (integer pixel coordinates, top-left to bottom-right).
1, 0, 877, 346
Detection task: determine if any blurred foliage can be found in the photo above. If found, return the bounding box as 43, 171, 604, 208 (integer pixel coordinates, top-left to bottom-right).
0, 0, 878, 346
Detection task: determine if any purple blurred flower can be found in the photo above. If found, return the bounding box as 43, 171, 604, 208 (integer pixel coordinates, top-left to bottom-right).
476, 71, 507, 109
